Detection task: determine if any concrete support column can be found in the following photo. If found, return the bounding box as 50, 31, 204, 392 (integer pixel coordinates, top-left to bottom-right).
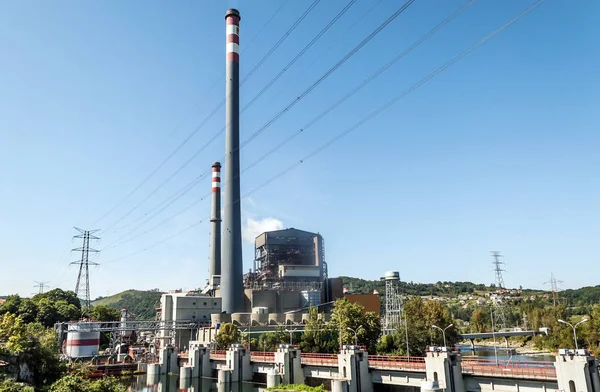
332, 379, 349, 392
197, 346, 212, 377
225, 344, 252, 382
337, 346, 372, 392
274, 344, 304, 385
267, 369, 281, 388
425, 347, 465, 392
555, 349, 600, 392
420, 380, 442, 391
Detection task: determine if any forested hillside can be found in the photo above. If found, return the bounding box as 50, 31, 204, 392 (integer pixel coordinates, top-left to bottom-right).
91, 289, 163, 320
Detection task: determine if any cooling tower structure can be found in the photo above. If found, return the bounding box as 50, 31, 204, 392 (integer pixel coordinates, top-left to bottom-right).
221, 8, 244, 313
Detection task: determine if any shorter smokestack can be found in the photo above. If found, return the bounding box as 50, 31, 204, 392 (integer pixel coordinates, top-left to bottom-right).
209, 162, 222, 278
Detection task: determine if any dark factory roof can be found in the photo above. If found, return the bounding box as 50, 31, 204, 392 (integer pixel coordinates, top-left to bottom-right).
258, 227, 319, 239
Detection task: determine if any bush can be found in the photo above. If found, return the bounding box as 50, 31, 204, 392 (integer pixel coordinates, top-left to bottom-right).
49, 375, 126, 392
266, 384, 326, 392
0, 379, 34, 392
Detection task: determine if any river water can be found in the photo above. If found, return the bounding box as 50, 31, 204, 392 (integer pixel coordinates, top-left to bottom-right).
123, 376, 264, 392
455, 344, 555, 362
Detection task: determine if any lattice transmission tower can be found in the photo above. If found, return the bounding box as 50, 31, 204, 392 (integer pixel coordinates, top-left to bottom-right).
490, 251, 508, 331
383, 271, 403, 332
544, 273, 563, 307
70, 228, 100, 313
34, 281, 50, 294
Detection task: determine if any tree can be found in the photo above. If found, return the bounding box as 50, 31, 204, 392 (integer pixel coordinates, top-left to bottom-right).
327, 299, 381, 353
0, 313, 64, 387
90, 306, 120, 322
214, 323, 240, 350
0, 296, 22, 316
378, 297, 457, 356
300, 307, 337, 353
259, 327, 289, 351
470, 309, 489, 332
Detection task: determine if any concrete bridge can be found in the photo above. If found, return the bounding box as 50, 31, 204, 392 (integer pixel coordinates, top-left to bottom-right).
145, 345, 600, 392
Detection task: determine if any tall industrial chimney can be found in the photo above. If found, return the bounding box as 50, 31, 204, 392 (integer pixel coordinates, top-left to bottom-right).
209, 162, 221, 279
221, 8, 244, 313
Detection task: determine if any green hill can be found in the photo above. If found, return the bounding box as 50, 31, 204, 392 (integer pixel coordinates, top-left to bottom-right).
92, 289, 163, 320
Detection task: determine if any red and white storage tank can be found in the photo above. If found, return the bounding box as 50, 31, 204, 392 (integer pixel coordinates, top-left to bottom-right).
64, 323, 100, 358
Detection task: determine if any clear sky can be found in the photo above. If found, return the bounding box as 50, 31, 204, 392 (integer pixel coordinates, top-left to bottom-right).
1, 0, 598, 299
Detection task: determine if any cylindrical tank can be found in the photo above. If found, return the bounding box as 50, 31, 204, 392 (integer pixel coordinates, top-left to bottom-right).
65, 323, 100, 358
252, 306, 268, 314
211, 313, 231, 326
301, 290, 321, 307
384, 271, 400, 281
268, 313, 285, 325
301, 313, 310, 324
285, 313, 302, 324
231, 313, 250, 326
318, 313, 331, 322
250, 313, 268, 326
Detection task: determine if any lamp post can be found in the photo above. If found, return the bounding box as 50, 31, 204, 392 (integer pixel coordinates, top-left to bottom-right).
284, 328, 298, 345
491, 306, 498, 366
431, 323, 453, 347
558, 318, 588, 350
347, 325, 363, 346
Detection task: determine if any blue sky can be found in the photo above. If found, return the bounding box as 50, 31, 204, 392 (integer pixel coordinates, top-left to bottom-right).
1, 0, 598, 299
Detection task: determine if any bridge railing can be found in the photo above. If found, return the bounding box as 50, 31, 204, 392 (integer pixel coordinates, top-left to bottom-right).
300, 353, 338, 366
210, 350, 227, 360
461, 357, 555, 369
250, 351, 276, 362
462, 361, 556, 379
368, 355, 426, 371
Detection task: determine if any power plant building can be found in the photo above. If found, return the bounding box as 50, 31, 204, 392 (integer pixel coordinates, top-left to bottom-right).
241, 228, 330, 314
158, 292, 222, 348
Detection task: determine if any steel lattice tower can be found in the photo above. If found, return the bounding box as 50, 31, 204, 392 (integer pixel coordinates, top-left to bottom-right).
71, 228, 100, 313
490, 251, 508, 331
544, 272, 563, 307
383, 271, 403, 331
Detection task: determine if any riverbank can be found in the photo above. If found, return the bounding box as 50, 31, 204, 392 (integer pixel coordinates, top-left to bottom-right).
459, 340, 553, 356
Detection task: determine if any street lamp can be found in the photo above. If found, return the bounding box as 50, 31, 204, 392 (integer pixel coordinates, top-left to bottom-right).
284, 328, 298, 345
558, 318, 588, 350
431, 323, 453, 347
347, 325, 363, 346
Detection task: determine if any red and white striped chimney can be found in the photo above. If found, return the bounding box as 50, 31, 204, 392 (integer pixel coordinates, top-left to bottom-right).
209, 162, 222, 278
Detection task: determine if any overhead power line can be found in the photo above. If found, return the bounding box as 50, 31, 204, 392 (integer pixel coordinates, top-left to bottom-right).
242, 0, 477, 174
238, 0, 418, 150
93, 1, 319, 230
101, 0, 545, 265
99, 0, 362, 238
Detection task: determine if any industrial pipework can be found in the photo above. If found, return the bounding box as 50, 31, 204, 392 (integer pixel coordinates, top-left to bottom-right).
209, 162, 222, 278
221, 8, 244, 313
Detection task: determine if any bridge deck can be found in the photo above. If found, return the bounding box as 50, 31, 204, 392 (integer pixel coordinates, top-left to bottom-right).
205, 352, 556, 380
